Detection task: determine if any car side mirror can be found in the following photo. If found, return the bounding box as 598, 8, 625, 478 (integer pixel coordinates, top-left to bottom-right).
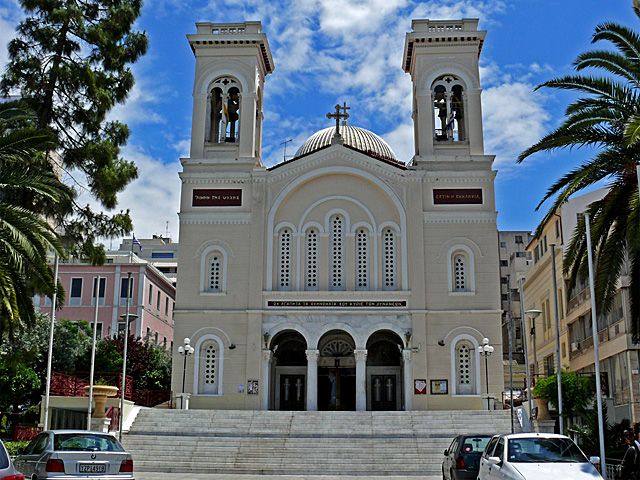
488, 456, 502, 466
443, 449, 449, 456
589, 456, 600, 466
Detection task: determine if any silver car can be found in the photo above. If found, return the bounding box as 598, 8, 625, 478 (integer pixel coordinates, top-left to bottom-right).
0, 438, 24, 479
14, 431, 134, 480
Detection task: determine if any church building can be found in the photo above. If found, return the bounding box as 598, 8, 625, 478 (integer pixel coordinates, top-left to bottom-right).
172, 19, 504, 411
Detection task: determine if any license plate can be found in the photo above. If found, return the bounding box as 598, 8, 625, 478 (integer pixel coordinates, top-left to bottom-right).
78, 463, 107, 473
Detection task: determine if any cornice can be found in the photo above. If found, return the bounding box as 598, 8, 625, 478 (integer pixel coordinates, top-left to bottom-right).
267, 146, 411, 184
423, 211, 497, 224
179, 212, 252, 225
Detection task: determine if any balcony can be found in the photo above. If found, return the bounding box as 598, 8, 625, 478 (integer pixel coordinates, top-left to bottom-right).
567, 287, 590, 314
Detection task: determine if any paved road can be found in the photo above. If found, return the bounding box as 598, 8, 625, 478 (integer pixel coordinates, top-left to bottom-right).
136, 474, 441, 480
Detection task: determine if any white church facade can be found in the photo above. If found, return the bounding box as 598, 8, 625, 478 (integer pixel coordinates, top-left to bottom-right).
172, 19, 505, 411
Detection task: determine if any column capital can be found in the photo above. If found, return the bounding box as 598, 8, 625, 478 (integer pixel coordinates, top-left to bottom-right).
354, 349, 368, 362
262, 349, 273, 362
305, 349, 320, 362
402, 348, 412, 362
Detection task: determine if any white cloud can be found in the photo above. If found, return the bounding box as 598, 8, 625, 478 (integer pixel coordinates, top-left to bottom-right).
382, 122, 414, 162
482, 81, 549, 169
108, 78, 165, 126
0, 1, 22, 73
72, 146, 181, 242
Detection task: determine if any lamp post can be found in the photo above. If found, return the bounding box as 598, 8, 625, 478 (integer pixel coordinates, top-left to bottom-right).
87, 276, 102, 430
479, 338, 495, 410
118, 272, 138, 441
178, 338, 195, 409
585, 212, 608, 479
525, 309, 542, 421
43, 253, 59, 430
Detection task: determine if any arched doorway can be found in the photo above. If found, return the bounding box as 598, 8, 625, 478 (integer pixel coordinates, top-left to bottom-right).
317, 330, 356, 411
366, 331, 403, 410
271, 330, 307, 410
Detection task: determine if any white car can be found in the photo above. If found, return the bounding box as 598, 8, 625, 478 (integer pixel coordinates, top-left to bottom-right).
478, 433, 602, 480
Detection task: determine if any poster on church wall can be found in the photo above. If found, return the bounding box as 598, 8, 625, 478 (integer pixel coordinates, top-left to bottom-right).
192, 188, 242, 206
433, 188, 483, 205
414, 379, 427, 395
430, 379, 448, 395
247, 380, 259, 395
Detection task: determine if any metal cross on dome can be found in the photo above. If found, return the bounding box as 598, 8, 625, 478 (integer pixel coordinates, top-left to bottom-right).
326, 102, 350, 136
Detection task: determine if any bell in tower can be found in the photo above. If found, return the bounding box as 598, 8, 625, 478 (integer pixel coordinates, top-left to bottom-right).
402, 19, 486, 161
187, 22, 274, 164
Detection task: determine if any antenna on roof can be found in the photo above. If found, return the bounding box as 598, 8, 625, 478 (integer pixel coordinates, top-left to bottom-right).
280, 138, 293, 162
165, 221, 170, 240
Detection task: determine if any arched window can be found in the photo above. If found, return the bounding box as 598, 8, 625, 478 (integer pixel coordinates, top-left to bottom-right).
454, 340, 476, 395
453, 253, 467, 292
432, 75, 466, 142
195, 336, 224, 395
382, 227, 397, 290
278, 228, 292, 290
329, 215, 345, 290
207, 77, 241, 144
207, 252, 224, 293
355, 228, 369, 290
304, 228, 319, 290
447, 245, 475, 294
200, 246, 228, 294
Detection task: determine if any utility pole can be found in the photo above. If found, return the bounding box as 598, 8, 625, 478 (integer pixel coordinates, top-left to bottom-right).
550, 244, 564, 435
506, 274, 515, 433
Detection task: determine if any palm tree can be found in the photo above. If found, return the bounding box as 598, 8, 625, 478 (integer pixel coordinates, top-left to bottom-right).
0, 105, 72, 339
518, 6, 640, 337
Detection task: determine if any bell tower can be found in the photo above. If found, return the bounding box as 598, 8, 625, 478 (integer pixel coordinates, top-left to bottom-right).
187, 22, 274, 164
403, 19, 486, 161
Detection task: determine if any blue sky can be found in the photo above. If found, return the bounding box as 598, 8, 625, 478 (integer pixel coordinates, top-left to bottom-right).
0, 0, 636, 240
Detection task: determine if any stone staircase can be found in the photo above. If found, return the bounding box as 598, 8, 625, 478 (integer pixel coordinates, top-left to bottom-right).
123, 409, 518, 476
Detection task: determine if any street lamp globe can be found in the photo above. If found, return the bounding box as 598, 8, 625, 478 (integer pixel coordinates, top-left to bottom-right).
525, 309, 542, 319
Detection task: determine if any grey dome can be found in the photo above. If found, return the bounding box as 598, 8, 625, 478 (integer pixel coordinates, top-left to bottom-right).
294, 125, 398, 162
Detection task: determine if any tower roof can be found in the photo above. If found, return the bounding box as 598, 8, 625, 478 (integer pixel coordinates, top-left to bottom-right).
402, 18, 485, 72
293, 125, 400, 163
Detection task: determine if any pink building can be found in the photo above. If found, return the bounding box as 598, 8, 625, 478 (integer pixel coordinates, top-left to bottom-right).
35, 253, 175, 348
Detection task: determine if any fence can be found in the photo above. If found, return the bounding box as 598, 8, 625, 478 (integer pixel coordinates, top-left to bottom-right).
12, 425, 42, 441
51, 372, 133, 400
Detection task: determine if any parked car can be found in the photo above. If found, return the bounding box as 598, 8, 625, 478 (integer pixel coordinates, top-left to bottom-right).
442, 434, 493, 480
0, 438, 25, 480
478, 433, 602, 480
13, 431, 134, 479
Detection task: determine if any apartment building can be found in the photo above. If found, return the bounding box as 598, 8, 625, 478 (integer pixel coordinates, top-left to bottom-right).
35, 253, 175, 348
119, 236, 178, 287
523, 188, 640, 423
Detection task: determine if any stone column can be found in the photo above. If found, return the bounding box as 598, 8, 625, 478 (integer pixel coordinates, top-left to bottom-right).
354, 349, 368, 411
261, 350, 272, 410
306, 349, 319, 411
402, 349, 413, 411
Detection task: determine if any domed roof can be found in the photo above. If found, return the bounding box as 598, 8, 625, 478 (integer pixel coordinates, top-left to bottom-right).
294, 125, 399, 163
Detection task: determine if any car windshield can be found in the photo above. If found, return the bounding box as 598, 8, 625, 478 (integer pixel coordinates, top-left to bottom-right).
508, 437, 587, 463
54, 434, 124, 452
461, 437, 492, 454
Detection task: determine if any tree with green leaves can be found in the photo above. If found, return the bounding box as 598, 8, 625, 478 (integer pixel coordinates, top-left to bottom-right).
518, 5, 640, 337
1, 0, 148, 261
0, 104, 72, 338
533, 371, 595, 418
